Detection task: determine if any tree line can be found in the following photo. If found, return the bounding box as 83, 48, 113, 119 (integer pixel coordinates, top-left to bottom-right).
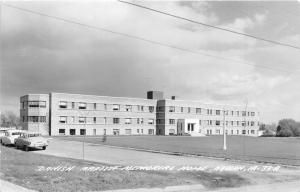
260, 119, 300, 137
0, 111, 21, 128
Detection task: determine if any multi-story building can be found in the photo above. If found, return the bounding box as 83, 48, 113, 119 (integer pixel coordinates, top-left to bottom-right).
20, 91, 260, 136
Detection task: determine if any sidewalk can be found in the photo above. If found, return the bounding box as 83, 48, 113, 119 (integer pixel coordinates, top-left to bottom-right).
0, 179, 36, 192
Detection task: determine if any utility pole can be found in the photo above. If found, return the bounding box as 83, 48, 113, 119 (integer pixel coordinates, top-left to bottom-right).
223, 107, 227, 150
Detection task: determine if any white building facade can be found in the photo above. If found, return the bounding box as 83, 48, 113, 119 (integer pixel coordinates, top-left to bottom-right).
20, 91, 260, 136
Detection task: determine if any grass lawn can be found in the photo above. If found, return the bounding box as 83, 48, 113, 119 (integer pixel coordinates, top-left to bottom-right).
0, 145, 250, 192
57, 135, 300, 166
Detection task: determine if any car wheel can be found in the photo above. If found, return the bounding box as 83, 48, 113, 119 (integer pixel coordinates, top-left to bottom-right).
42, 146, 46, 150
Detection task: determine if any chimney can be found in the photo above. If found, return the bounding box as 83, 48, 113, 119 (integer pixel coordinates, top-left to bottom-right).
171, 96, 176, 100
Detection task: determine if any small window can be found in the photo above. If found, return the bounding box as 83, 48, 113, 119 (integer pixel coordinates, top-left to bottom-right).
141, 106, 144, 111
216, 120, 220, 126
216, 129, 220, 134
79, 117, 86, 123
72, 102, 75, 109
188, 107, 191, 113
113, 118, 120, 124
196, 108, 201, 114
216, 110, 221, 115
59, 129, 65, 135
113, 104, 120, 111
149, 106, 154, 113
251, 130, 255, 134
181, 107, 184, 113
251, 112, 255, 116
125, 105, 132, 112
59, 116, 67, 123
169, 106, 175, 112
59, 101, 67, 109
242, 130, 246, 134
148, 119, 154, 124
125, 129, 132, 135
125, 118, 132, 124
169, 119, 175, 124
93, 117, 97, 124
94, 103, 97, 110
79, 102, 87, 109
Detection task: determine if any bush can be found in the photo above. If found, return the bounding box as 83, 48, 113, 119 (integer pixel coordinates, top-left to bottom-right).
276, 119, 300, 137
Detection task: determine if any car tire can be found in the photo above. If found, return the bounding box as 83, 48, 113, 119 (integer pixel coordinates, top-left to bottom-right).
42, 146, 46, 150
23, 145, 29, 152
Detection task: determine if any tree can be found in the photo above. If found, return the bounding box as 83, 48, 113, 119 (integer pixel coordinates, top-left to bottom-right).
276, 119, 300, 137
0, 111, 20, 128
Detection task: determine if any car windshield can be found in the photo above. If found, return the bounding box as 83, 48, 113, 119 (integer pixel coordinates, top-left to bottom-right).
12, 132, 23, 135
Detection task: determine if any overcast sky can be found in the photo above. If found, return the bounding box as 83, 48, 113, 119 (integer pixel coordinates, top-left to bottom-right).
1, 1, 300, 123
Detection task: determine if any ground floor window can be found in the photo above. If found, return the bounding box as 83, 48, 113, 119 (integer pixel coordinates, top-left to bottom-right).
59, 129, 65, 135
242, 130, 246, 134
70, 129, 76, 135
103, 129, 106, 135
80, 129, 86, 135
148, 129, 154, 135
169, 129, 175, 135
113, 129, 120, 135
137, 129, 139, 134
93, 129, 96, 135
216, 129, 220, 134
231, 130, 233, 135
251, 130, 255, 134
125, 129, 132, 135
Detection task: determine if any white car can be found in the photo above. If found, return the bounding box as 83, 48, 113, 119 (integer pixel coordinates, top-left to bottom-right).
1, 129, 26, 146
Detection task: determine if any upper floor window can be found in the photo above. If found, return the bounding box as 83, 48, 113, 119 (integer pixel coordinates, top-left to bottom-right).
79, 102, 87, 110
58, 101, 67, 109
141, 106, 144, 111
125, 118, 132, 124
148, 119, 154, 124
242, 111, 246, 116
149, 106, 154, 113
72, 102, 75, 109
188, 107, 191, 113
113, 118, 120, 124
216, 110, 221, 115
196, 108, 201, 114
251, 112, 255, 116
137, 118, 144, 124
169, 106, 175, 112
59, 116, 67, 123
113, 104, 120, 111
27, 116, 45, 123
237, 111, 240, 116
216, 120, 221, 126
181, 107, 184, 113
93, 117, 97, 124
79, 117, 86, 123
169, 119, 175, 124
125, 105, 132, 112
94, 103, 97, 110
29, 101, 46, 108
251, 121, 255, 126
231, 111, 234, 116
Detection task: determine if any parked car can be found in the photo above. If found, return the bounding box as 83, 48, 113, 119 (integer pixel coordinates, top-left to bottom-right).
1, 129, 26, 146
15, 132, 48, 151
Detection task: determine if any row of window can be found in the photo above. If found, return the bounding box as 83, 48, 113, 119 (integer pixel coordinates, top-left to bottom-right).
59, 116, 155, 125
22, 116, 46, 123
163, 106, 256, 117
21, 101, 46, 109
158, 119, 259, 126
206, 129, 256, 135
58, 128, 155, 135
59, 101, 155, 113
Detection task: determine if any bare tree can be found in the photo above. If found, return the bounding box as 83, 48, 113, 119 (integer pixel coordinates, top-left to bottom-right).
0, 111, 20, 128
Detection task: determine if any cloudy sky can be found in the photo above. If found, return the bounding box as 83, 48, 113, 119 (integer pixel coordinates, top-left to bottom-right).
1, 0, 300, 123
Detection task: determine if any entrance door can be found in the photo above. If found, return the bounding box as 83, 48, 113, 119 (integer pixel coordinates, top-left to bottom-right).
80, 129, 86, 135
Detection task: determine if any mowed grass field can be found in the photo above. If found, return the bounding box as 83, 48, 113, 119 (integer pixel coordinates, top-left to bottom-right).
58, 136, 300, 166
0, 145, 249, 192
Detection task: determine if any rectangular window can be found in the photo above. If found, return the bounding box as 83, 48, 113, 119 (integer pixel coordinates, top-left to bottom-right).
216, 110, 221, 115
125, 129, 132, 135
137, 118, 144, 124
242, 130, 246, 134
94, 103, 97, 110
199, 120, 201, 125
242, 111, 246, 116
113, 118, 120, 124
59, 101, 67, 109
237, 121, 240, 126
216, 129, 220, 134
104, 104, 107, 110
70, 116, 75, 123
93, 129, 96, 135
231, 121, 234, 126
148, 119, 154, 124
59, 129, 65, 135
149, 106, 154, 113
125, 105, 132, 112
28, 101, 46, 108
137, 129, 139, 134
188, 107, 191, 113
169, 119, 175, 124
27, 116, 39, 123
72, 102, 75, 109
231, 111, 234, 116
80, 129, 86, 135
181, 107, 184, 113
113, 129, 120, 135
148, 129, 154, 135
251, 112, 255, 116
237, 111, 240, 116
70, 129, 76, 135
251, 130, 255, 134
79, 117, 86, 123
158, 106, 164, 112
93, 117, 97, 124
196, 108, 201, 114
40, 116, 46, 122
169, 106, 175, 112
79, 102, 87, 109
59, 116, 67, 123
216, 120, 221, 126
141, 106, 144, 111
242, 121, 245, 126
125, 118, 132, 124
113, 104, 120, 111
251, 121, 254, 126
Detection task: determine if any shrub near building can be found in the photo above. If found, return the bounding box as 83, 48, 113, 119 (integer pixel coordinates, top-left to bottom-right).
276, 119, 300, 137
